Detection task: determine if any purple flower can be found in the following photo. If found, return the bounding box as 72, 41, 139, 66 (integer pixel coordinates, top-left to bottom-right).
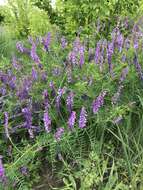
22, 107, 34, 138
7, 70, 13, 77
113, 116, 123, 125
25, 76, 33, 88
133, 38, 139, 49
95, 41, 101, 64
20, 166, 28, 176
68, 51, 77, 65
49, 81, 56, 97
0, 70, 16, 90
73, 37, 81, 52
52, 67, 61, 76
119, 67, 129, 83
66, 92, 74, 113
31, 67, 38, 81
79, 46, 85, 67
49, 81, 54, 88
43, 89, 49, 109
4, 112, 9, 138
107, 42, 114, 74
16, 42, 24, 53
107, 42, 114, 56
92, 91, 107, 114
22, 107, 32, 128
67, 70, 73, 83
61, 36, 67, 49
68, 111, 76, 130
124, 38, 130, 50
0, 72, 9, 84
0, 156, 6, 183
54, 127, 64, 141
43, 111, 51, 133
28, 36, 34, 44
112, 85, 123, 105
30, 42, 40, 64
107, 41, 114, 56
28, 129, 34, 139
0, 87, 6, 96
88, 48, 94, 62
16, 87, 29, 100
116, 32, 124, 52
8, 76, 16, 90
111, 27, 118, 42
79, 107, 87, 129
133, 54, 143, 80
0, 71, 16, 90
41, 71, 47, 81
16, 42, 30, 54
12, 56, 21, 70
132, 24, 139, 33
43, 89, 48, 98
69, 39, 84, 67
79, 54, 84, 68
42, 32, 51, 51
99, 40, 106, 72
122, 54, 126, 62
123, 17, 129, 29
102, 39, 107, 48
56, 87, 66, 111
17, 77, 33, 100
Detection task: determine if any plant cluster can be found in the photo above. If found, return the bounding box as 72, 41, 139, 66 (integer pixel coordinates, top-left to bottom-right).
0, 17, 143, 189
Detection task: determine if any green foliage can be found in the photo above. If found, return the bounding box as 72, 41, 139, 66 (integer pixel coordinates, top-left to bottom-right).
1, 1, 143, 189
0, 6, 6, 24
58, 151, 129, 190
7, 0, 31, 37
0, 24, 142, 188
4, 0, 52, 38
28, 7, 51, 36
55, 0, 141, 37
0, 26, 16, 59
32, 0, 58, 24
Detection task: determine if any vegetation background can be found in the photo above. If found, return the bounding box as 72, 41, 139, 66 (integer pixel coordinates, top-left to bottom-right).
0, 0, 143, 189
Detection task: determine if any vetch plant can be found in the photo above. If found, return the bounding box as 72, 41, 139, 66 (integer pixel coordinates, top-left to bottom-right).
0, 18, 143, 189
